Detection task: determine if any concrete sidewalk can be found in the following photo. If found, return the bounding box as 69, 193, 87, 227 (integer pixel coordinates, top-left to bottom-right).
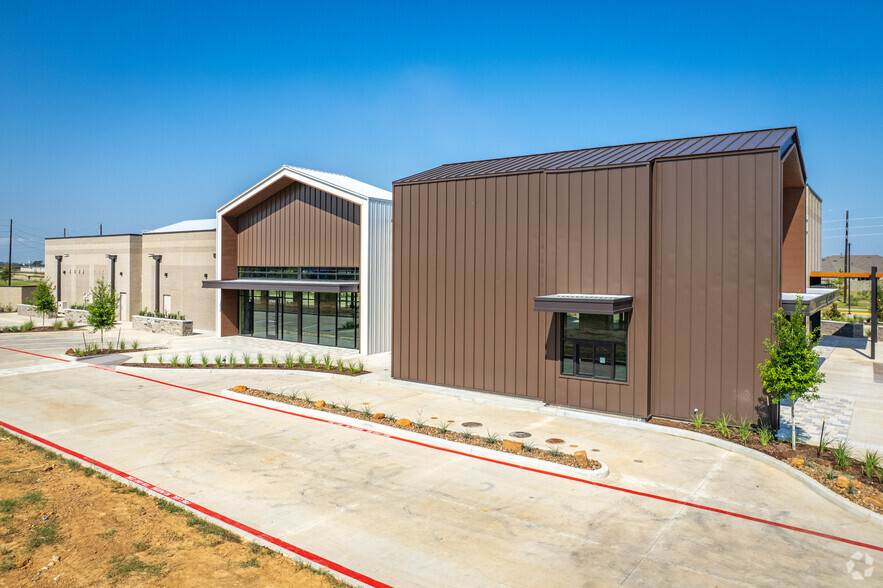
1, 331, 882, 586
779, 336, 883, 456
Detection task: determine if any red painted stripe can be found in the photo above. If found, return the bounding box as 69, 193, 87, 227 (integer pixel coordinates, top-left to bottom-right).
2, 345, 882, 554
0, 418, 392, 588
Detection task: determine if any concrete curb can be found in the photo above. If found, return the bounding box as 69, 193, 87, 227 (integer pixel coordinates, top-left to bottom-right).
220, 388, 610, 481
544, 406, 883, 527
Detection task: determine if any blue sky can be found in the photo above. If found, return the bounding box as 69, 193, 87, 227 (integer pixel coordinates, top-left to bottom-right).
1, 1, 881, 262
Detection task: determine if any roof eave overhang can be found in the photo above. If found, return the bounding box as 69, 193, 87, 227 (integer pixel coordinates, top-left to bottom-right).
218, 166, 373, 217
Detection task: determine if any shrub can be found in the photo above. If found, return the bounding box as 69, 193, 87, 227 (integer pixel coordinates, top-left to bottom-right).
284, 353, 295, 369
119, 340, 126, 351
297, 353, 307, 368
323, 354, 332, 370
184, 354, 193, 368
170, 354, 179, 367
156, 352, 164, 364
242, 353, 252, 368
65, 317, 76, 328
52, 319, 63, 330
21, 320, 34, 332
257, 352, 264, 368
214, 355, 223, 368
201, 353, 209, 367
863, 450, 880, 479
131, 340, 139, 350
310, 354, 319, 369
141, 354, 148, 364
271, 356, 279, 368
336, 358, 345, 373
758, 426, 774, 446
228, 353, 237, 367
833, 440, 852, 469
712, 414, 732, 438
737, 417, 752, 444
691, 411, 704, 429
483, 430, 500, 444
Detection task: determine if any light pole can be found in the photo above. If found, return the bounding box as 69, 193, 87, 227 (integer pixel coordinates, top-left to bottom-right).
147, 254, 162, 312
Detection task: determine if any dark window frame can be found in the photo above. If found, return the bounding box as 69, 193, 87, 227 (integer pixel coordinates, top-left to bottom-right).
560, 312, 629, 382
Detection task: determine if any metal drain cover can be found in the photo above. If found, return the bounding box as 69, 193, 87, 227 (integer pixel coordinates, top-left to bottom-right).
461, 422, 483, 428
509, 431, 531, 438
545, 438, 565, 444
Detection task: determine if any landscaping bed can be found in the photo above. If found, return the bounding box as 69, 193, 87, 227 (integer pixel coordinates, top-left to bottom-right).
121, 352, 368, 376
2, 325, 83, 334
0, 429, 343, 587
232, 386, 602, 471
65, 340, 162, 357
650, 417, 883, 515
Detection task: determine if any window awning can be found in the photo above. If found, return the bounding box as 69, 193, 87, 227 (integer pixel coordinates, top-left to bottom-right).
202, 279, 359, 293
781, 288, 838, 315
533, 294, 633, 315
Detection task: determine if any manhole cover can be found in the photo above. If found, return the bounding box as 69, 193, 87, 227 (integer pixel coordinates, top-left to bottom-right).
545, 438, 565, 444
509, 431, 531, 438
461, 422, 483, 428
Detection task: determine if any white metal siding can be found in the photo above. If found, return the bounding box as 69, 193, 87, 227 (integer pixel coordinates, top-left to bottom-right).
366, 199, 392, 354
806, 185, 822, 274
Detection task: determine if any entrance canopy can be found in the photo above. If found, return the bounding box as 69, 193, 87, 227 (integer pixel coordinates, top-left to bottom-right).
202, 278, 359, 293
781, 288, 838, 315
533, 294, 633, 315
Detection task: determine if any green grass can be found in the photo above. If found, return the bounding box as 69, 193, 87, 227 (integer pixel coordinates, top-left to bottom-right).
184, 513, 241, 543
106, 555, 166, 580
0, 490, 45, 513
100, 528, 118, 538
27, 518, 59, 549
240, 557, 260, 568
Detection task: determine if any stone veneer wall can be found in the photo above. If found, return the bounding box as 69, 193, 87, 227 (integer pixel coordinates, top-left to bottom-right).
821, 320, 864, 338
17, 304, 58, 319
133, 315, 193, 336
63, 308, 91, 323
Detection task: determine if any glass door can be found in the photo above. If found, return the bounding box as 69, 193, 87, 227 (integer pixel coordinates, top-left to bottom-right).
266, 295, 280, 339
574, 341, 614, 380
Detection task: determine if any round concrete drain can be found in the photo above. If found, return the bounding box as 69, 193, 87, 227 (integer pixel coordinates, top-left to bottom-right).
509, 431, 531, 438
461, 422, 483, 428
545, 438, 565, 444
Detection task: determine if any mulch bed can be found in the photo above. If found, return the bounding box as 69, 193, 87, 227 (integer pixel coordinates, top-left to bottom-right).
120, 362, 368, 377
2, 326, 85, 333
650, 417, 883, 515
65, 347, 165, 358
234, 386, 602, 471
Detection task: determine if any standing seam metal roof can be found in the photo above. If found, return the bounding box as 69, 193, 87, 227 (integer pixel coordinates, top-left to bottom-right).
394, 127, 797, 184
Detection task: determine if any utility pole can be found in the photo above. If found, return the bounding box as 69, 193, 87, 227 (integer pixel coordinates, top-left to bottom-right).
844, 210, 849, 313
6, 219, 11, 286
871, 266, 878, 361
99, 223, 102, 236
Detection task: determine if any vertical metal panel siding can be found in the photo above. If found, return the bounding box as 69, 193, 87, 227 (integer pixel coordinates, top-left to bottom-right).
781, 187, 807, 292
391, 166, 652, 417
652, 152, 779, 421
236, 181, 360, 267
806, 188, 822, 274
366, 199, 392, 354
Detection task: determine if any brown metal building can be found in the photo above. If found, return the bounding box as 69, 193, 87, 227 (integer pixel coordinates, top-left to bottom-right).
391, 128, 826, 421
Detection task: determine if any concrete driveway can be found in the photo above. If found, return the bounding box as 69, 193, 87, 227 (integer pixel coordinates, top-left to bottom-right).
0, 331, 881, 587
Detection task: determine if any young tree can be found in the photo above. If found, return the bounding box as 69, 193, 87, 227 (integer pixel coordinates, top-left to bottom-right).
87, 278, 117, 348
31, 279, 57, 326
0, 264, 10, 284
758, 298, 826, 450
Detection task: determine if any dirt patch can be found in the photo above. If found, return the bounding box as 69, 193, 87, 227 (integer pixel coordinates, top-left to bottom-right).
235, 387, 601, 471
0, 431, 346, 587
650, 417, 883, 515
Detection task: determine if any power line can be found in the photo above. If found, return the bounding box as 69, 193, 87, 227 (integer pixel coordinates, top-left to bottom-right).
823, 215, 883, 223
824, 232, 883, 238
823, 224, 883, 232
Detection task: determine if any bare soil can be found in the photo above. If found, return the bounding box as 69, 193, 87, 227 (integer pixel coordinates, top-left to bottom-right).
0, 431, 345, 587
121, 363, 368, 376
650, 417, 883, 515
236, 386, 602, 471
